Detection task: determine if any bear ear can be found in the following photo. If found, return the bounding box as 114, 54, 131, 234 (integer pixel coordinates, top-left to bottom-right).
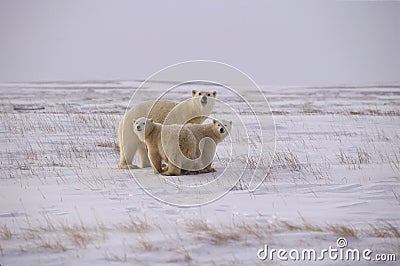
149, 119, 153, 123
192, 90, 197, 96
229, 121, 232, 125
133, 119, 136, 123
213, 119, 218, 124
212, 91, 217, 97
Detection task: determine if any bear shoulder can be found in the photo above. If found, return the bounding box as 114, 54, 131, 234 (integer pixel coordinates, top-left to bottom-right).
125, 100, 178, 124
185, 123, 214, 141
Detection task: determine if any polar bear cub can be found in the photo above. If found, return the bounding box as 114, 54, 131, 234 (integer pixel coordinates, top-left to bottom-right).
133, 117, 197, 176
118, 90, 216, 169
185, 119, 232, 174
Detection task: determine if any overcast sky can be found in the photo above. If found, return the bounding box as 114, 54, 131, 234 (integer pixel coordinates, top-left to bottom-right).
0, 0, 399, 86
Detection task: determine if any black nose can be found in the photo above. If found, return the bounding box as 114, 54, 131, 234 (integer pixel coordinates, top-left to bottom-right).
220, 128, 225, 133
137, 125, 140, 130
201, 95, 207, 103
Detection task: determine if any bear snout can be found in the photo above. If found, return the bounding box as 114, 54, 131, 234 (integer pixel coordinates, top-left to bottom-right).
201, 95, 208, 104
220, 128, 225, 134
136, 125, 142, 131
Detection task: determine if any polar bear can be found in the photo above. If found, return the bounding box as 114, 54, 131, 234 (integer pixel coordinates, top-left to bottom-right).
185, 119, 232, 174
133, 117, 197, 176
118, 90, 216, 169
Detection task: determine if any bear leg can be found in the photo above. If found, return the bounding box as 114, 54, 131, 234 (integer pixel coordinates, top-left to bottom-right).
205, 164, 216, 173
149, 151, 163, 173
194, 164, 216, 174
161, 163, 181, 176
119, 141, 139, 169
137, 142, 152, 168
118, 120, 140, 169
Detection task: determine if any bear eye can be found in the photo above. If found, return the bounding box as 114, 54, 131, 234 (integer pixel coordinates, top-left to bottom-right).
207, 93, 211, 96
198, 92, 202, 96
218, 124, 220, 126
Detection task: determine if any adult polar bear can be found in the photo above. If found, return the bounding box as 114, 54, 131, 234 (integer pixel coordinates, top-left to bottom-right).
118, 90, 216, 169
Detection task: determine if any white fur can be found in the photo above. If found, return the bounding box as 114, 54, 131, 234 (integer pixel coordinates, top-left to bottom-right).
118, 91, 216, 169
186, 119, 232, 173
133, 117, 197, 175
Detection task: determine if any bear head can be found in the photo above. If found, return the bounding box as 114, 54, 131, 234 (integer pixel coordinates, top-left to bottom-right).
191, 90, 217, 110
212, 119, 232, 140
133, 117, 154, 142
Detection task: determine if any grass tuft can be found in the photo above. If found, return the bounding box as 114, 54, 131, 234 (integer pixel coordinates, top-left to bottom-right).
1, 224, 12, 239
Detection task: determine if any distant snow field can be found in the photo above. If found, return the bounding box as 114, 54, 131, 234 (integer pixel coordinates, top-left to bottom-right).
0, 81, 399, 265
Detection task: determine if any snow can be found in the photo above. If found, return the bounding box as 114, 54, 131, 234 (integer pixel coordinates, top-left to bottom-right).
0, 81, 399, 265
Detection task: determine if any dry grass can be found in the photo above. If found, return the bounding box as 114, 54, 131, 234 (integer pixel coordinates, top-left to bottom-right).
187, 220, 241, 244
3, 215, 399, 263
337, 147, 371, 169
207, 229, 241, 244
1, 109, 120, 184
327, 225, 357, 238
273, 108, 400, 117
182, 248, 193, 263
102, 250, 127, 262
6, 216, 151, 255
389, 149, 400, 173
369, 224, 393, 238
116, 216, 151, 234
187, 219, 400, 245
96, 139, 119, 152
138, 237, 155, 252
278, 220, 400, 239
232, 131, 396, 189
188, 220, 212, 232
273, 150, 301, 172
1, 224, 12, 239
18, 217, 108, 252
382, 222, 400, 238
38, 237, 68, 252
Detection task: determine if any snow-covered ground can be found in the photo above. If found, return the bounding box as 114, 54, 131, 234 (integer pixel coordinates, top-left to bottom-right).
0, 81, 399, 265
